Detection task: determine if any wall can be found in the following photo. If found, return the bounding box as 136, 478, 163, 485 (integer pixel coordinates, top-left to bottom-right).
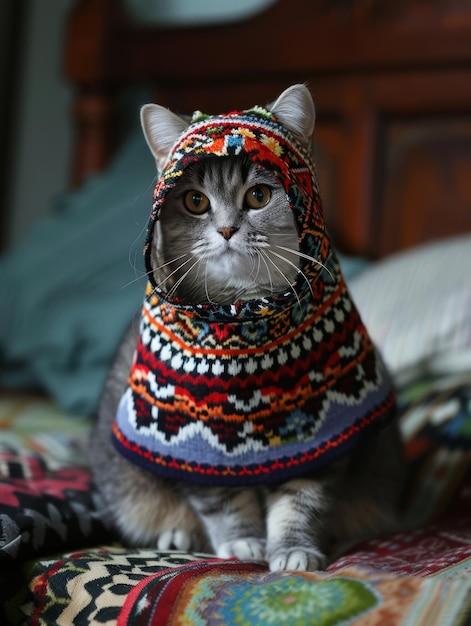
6, 0, 73, 246
4, 0, 276, 247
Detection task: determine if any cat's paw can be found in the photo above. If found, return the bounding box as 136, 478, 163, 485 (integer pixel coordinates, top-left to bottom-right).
156, 529, 195, 552
217, 537, 266, 561
268, 548, 328, 572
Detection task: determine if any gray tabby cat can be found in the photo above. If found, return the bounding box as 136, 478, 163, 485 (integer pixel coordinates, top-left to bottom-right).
90, 85, 404, 572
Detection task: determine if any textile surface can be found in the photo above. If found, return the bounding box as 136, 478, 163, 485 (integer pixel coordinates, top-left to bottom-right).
0, 395, 109, 565
8, 548, 471, 626
2, 376, 471, 625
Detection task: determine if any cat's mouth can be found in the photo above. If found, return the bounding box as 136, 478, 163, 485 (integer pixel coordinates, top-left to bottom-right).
203, 248, 299, 298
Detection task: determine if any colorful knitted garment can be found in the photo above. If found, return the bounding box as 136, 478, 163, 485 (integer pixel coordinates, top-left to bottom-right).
112, 105, 396, 486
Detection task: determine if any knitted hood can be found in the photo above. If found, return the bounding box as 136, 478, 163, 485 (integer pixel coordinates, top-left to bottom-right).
112, 105, 396, 486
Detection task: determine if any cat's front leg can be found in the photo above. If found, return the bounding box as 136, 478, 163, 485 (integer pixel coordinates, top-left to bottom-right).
266, 478, 331, 572
185, 486, 266, 561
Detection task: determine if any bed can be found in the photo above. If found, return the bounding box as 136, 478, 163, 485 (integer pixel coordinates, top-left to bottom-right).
1, 0, 471, 624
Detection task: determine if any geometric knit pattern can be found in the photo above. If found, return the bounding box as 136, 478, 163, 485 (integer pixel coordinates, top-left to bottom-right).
112, 105, 396, 485
12, 546, 471, 626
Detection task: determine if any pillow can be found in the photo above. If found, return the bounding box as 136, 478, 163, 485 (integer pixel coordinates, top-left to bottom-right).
349, 234, 471, 385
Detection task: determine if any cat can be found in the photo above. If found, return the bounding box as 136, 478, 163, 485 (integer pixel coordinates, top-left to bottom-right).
90, 84, 404, 572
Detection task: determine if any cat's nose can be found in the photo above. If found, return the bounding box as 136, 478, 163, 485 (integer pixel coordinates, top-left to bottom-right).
217, 227, 239, 240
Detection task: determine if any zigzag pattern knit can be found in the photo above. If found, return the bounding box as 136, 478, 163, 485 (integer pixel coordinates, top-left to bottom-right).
112, 106, 396, 486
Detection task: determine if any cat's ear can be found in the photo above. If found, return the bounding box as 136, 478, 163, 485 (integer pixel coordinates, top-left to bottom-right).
141, 104, 189, 171
268, 84, 315, 147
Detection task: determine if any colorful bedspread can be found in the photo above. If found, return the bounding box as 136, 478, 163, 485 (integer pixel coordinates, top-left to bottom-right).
1, 376, 471, 625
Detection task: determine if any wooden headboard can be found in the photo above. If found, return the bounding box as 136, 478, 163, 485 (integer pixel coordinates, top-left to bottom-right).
64, 0, 471, 258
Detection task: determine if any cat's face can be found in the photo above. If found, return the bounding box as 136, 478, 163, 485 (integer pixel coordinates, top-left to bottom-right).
141, 84, 317, 305
154, 155, 299, 304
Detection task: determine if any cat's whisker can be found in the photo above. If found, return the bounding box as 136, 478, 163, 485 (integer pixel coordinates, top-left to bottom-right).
246, 249, 262, 285
120, 269, 152, 291
260, 250, 302, 308
268, 249, 314, 300
153, 252, 190, 273
166, 257, 202, 299
274, 245, 334, 281
122, 253, 191, 291
253, 251, 263, 284
150, 255, 196, 296
203, 261, 216, 304
204, 263, 225, 304
257, 251, 275, 295
202, 260, 236, 304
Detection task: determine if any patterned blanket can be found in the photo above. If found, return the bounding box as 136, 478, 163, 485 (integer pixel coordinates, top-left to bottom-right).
1, 376, 471, 625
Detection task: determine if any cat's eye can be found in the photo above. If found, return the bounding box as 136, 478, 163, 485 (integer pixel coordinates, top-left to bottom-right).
184, 190, 210, 215
245, 185, 271, 209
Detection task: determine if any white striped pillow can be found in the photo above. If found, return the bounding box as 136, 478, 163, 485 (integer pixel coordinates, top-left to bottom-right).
349, 234, 471, 386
